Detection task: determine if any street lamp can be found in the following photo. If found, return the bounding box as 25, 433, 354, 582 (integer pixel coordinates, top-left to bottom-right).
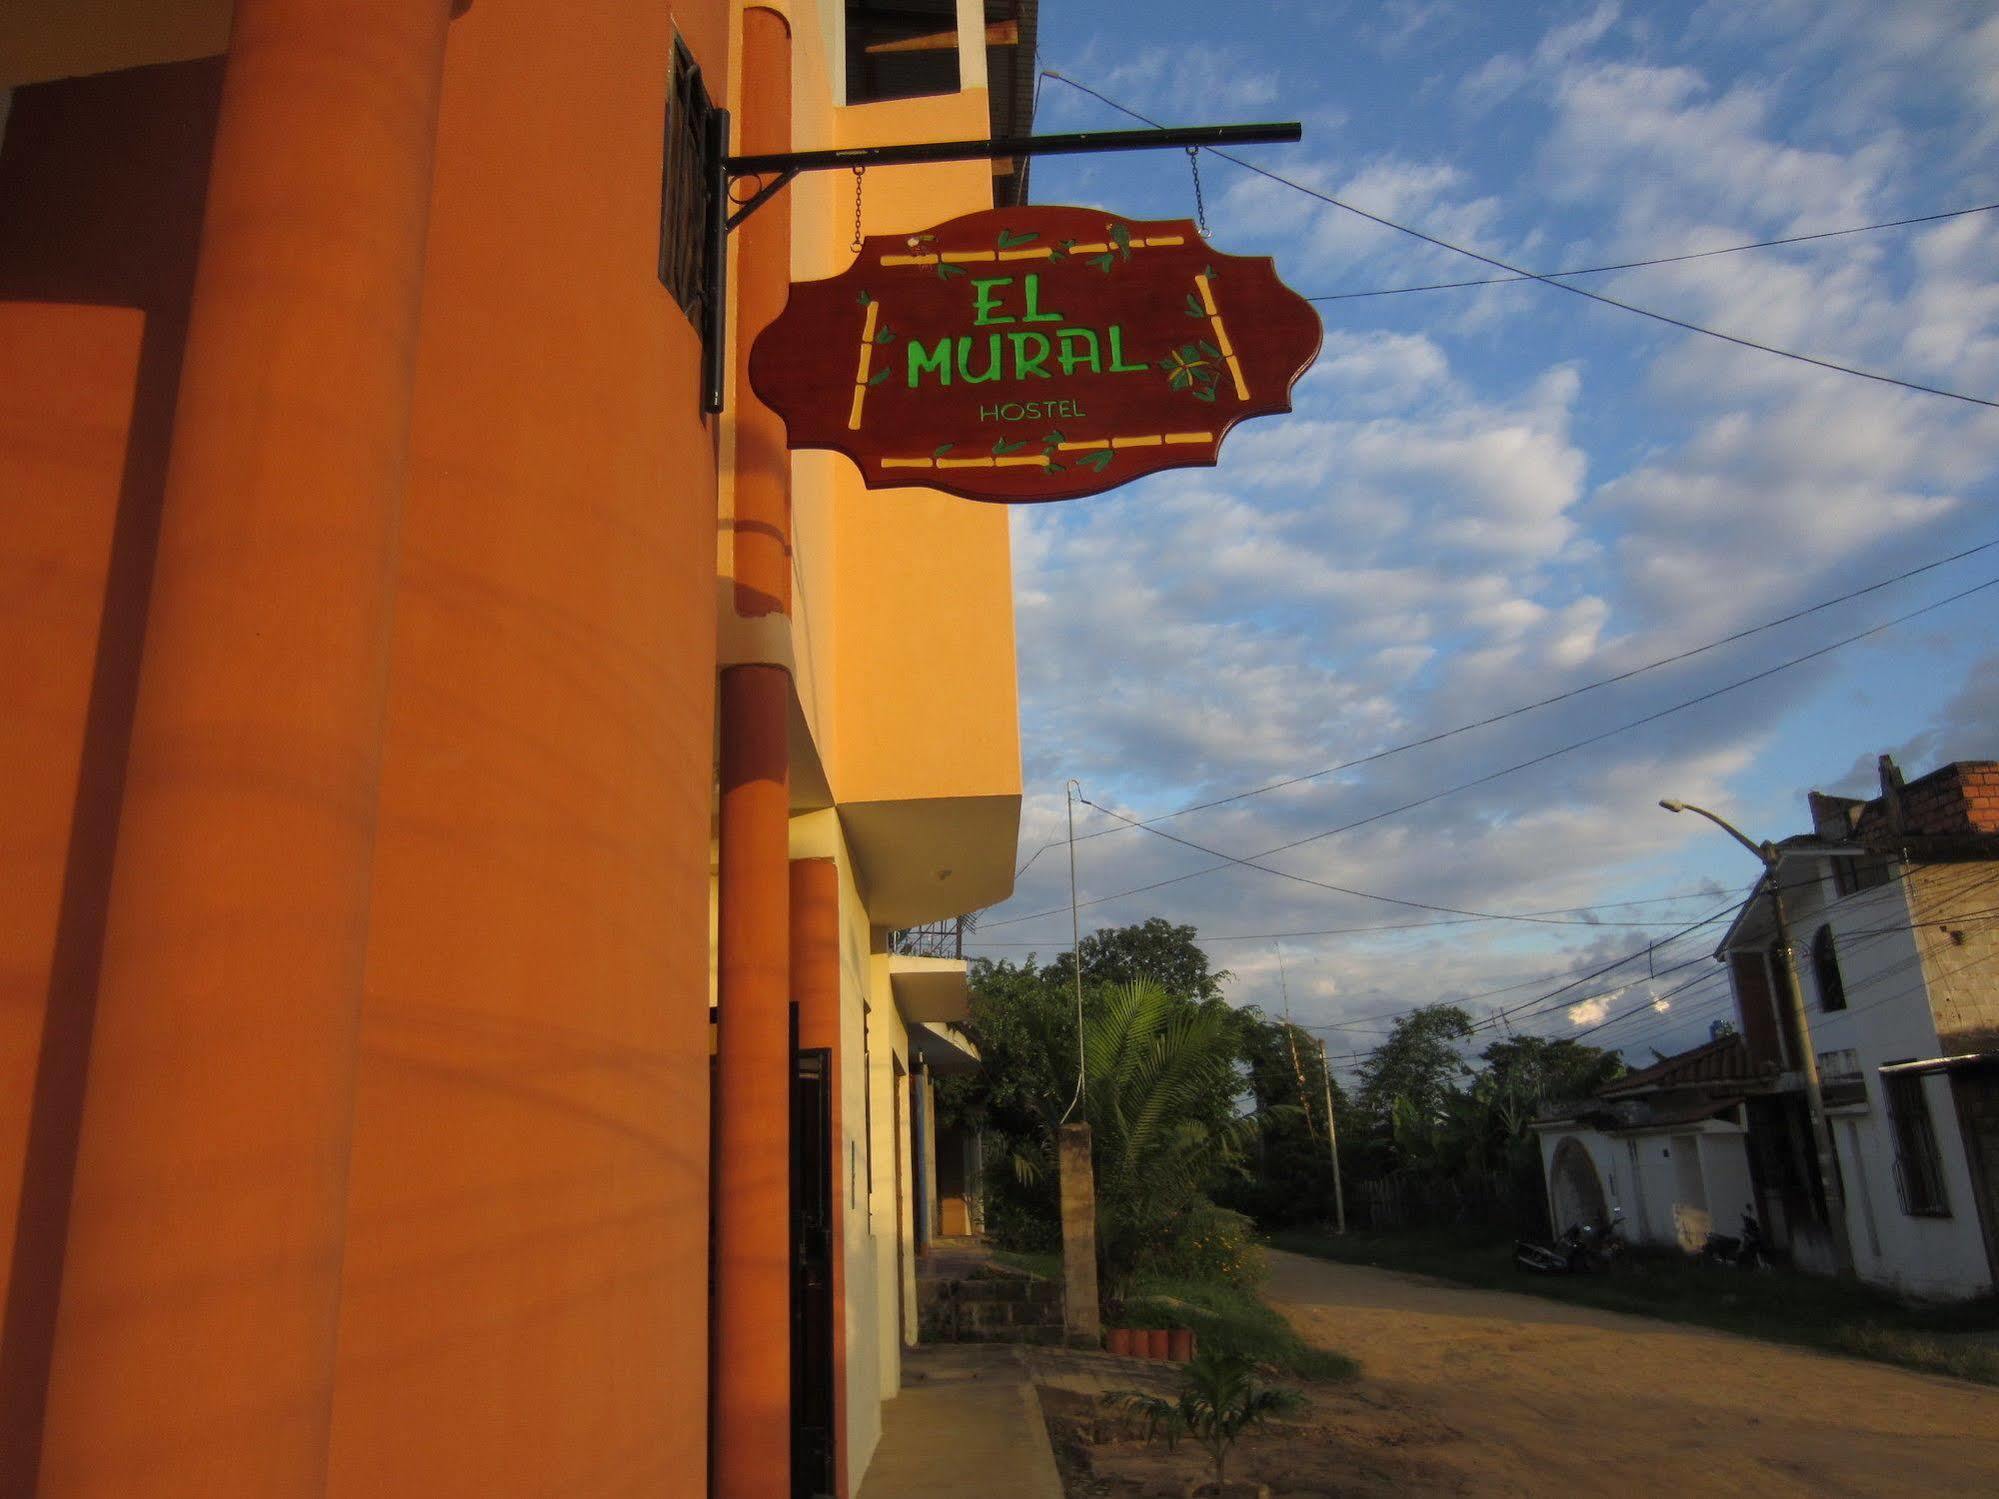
1659, 798, 1855, 1277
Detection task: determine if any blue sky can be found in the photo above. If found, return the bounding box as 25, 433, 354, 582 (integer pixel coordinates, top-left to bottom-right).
968, 0, 1999, 1077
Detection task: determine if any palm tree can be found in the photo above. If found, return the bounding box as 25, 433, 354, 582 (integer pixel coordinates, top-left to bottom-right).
1013, 980, 1266, 1296
1114, 1347, 1301, 1491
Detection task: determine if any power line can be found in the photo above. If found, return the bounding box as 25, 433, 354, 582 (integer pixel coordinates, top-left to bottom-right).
962, 887, 1738, 946
1301, 896, 1749, 1060
1008, 536, 1999, 868
1040, 70, 1999, 411
1079, 792, 1733, 928
1292, 859, 1984, 1060
1305, 203, 1999, 302
1512, 872, 1999, 1054
986, 574, 1999, 930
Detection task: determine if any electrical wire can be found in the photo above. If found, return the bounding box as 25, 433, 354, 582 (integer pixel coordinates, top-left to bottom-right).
1004, 535, 1999, 872
1078, 792, 1735, 928
1306, 202, 1999, 302
962, 886, 1739, 946
1296, 859, 1990, 1061
1041, 69, 1999, 410
987, 573, 1999, 930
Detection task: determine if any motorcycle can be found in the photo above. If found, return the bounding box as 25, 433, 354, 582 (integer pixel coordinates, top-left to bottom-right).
1701, 1206, 1771, 1270
1516, 1213, 1625, 1275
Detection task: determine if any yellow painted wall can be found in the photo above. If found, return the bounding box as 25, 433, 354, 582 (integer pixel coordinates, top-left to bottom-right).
1, 0, 231, 88
721, 13, 1023, 832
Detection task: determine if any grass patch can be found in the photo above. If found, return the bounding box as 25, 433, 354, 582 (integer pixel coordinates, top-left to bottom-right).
1268, 1227, 1999, 1386
1120, 1272, 1360, 1383
988, 1248, 1062, 1281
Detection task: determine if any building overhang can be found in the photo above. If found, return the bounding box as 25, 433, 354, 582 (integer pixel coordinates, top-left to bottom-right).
909, 1019, 981, 1076
889, 954, 973, 1025
839, 793, 1019, 930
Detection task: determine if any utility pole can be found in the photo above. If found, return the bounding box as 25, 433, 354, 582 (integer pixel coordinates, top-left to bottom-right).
1763, 863, 1856, 1277
1318, 1037, 1346, 1235
1275, 945, 1317, 1140
1660, 799, 1854, 1277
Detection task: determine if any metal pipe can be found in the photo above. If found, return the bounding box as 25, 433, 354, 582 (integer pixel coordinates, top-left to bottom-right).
724, 121, 1301, 177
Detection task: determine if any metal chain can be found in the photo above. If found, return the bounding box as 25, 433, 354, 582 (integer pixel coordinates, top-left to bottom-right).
1187, 146, 1208, 236
851, 165, 866, 253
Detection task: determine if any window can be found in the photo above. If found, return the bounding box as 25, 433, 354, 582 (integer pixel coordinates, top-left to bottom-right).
846, 1, 961, 104
657, 35, 717, 325
1885, 1072, 1950, 1217
1831, 852, 1891, 897
1817, 1047, 1866, 1108
861, 1001, 874, 1197
1812, 924, 1847, 1011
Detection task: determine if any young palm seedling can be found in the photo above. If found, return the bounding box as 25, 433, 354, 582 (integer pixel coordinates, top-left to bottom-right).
1110, 1347, 1302, 1495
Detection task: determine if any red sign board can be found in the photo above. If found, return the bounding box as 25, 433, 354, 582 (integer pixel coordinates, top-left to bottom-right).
748, 205, 1322, 503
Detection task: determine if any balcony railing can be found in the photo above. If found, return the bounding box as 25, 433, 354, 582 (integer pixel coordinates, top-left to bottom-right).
889, 914, 975, 959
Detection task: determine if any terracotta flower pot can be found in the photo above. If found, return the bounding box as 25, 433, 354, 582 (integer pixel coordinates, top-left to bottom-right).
1145, 1328, 1171, 1359
1107, 1326, 1136, 1356
1168, 1327, 1195, 1362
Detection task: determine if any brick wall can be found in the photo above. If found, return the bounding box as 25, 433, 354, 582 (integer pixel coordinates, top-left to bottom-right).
1854, 760, 1999, 841
1906, 862, 1999, 1054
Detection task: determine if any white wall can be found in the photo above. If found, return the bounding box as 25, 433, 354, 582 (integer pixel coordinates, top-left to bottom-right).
1539, 1123, 1753, 1254
1780, 855, 1992, 1298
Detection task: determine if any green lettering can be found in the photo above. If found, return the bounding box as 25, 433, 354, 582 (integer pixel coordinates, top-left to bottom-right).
971, 277, 1015, 326
1107, 325, 1147, 373
957, 333, 1003, 385
1008, 331, 1053, 380
907, 336, 953, 388
1021, 273, 1063, 323
1056, 328, 1101, 376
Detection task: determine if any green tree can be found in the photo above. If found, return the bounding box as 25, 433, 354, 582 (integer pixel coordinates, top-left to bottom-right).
1220, 1007, 1348, 1228
1058, 917, 1232, 1002
945, 919, 1244, 1251
1355, 1003, 1473, 1172
1478, 1034, 1625, 1108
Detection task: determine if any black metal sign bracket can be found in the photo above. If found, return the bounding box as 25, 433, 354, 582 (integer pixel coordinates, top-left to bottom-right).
699, 120, 1302, 413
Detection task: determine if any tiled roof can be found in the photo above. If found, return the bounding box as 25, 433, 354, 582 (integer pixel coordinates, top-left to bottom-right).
1598, 1035, 1757, 1099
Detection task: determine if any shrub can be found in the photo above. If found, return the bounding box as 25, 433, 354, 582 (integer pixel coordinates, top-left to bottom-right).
1144, 1202, 1266, 1289
981, 1155, 1061, 1252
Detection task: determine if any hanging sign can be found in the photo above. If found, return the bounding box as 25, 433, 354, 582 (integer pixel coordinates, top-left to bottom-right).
748, 205, 1321, 503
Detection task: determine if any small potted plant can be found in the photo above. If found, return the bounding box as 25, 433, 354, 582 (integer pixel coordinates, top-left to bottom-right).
1109, 1347, 1300, 1497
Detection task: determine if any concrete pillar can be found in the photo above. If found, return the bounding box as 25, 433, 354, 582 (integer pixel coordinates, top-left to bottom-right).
714, 664, 792, 1498
33, 2, 454, 1495
713, 11, 795, 1496
1057, 1122, 1102, 1347
791, 858, 848, 1498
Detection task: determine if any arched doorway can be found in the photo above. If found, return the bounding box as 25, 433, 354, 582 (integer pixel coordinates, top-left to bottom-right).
1549, 1136, 1609, 1232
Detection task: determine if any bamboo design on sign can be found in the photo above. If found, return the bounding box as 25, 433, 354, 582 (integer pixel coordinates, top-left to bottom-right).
848, 297, 882, 430
878, 430, 1214, 473
1194, 271, 1250, 401
880, 235, 1185, 267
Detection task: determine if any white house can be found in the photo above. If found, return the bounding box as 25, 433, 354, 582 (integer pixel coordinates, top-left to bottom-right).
1537, 755, 1999, 1300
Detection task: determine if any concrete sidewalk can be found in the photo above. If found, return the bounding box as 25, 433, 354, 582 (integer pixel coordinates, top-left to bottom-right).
856, 1344, 1065, 1499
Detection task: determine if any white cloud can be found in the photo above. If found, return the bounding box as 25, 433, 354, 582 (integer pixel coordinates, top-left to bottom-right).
987, 0, 1999, 1069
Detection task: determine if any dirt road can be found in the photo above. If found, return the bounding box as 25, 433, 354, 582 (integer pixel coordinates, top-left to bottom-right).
1264, 1248, 1999, 1498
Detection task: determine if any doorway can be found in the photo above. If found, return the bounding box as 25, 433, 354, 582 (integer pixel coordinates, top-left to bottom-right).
791, 1046, 836, 1499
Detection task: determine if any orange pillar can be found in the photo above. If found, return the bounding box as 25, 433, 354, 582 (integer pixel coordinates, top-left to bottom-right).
714, 9, 796, 1497
33, 2, 454, 1495
791, 857, 848, 1498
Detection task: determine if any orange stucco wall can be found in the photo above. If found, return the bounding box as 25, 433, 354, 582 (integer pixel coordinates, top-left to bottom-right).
1, 0, 728, 1491
0, 59, 223, 1491
4, 1, 1022, 1493
325, 2, 725, 1493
